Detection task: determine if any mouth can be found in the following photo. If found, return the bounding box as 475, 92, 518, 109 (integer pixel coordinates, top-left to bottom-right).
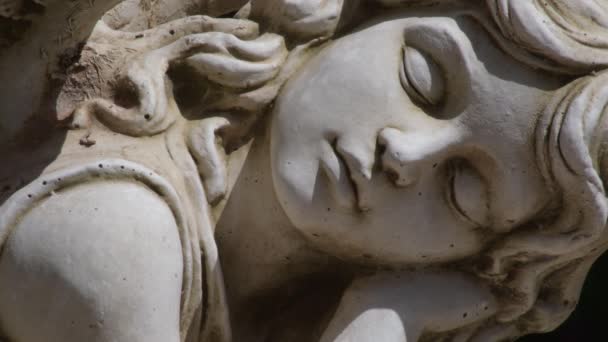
320, 138, 371, 212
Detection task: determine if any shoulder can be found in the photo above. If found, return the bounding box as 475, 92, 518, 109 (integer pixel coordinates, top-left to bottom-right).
0, 160, 186, 341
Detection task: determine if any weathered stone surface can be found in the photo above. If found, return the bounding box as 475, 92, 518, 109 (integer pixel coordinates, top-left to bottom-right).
2, 0, 608, 341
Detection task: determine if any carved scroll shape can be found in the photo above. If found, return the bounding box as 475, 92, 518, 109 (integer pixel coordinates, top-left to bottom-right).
486, 0, 608, 73
188, 117, 231, 205
71, 16, 287, 137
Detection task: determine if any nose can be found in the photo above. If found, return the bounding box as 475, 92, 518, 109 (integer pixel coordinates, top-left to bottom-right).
378, 126, 459, 187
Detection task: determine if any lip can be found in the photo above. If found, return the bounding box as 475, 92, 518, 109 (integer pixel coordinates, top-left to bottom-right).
319, 139, 358, 211
328, 140, 371, 212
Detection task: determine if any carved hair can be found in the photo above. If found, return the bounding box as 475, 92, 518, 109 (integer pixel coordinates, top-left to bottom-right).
66, 15, 288, 135
486, 0, 608, 74
471, 1, 608, 338
476, 71, 608, 338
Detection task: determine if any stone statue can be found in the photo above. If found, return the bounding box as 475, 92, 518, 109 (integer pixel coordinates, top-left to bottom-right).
2, 0, 608, 341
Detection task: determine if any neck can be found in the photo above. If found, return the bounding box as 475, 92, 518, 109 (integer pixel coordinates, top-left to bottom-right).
216, 128, 345, 340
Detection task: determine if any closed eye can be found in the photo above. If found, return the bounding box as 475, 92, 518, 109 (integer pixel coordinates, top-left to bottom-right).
400, 45, 445, 107
445, 159, 489, 227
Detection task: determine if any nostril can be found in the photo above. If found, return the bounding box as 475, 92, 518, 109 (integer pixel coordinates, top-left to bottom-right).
381, 152, 419, 187
378, 127, 421, 187
378, 125, 459, 187
384, 167, 401, 185
374, 142, 386, 168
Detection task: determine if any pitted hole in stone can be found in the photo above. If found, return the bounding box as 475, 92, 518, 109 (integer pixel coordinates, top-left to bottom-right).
219, 10, 239, 18
42, 181, 47, 185
114, 80, 140, 108
98, 164, 103, 169
385, 168, 400, 184
169, 29, 175, 35
144, 114, 151, 120
462, 312, 468, 318
27, 194, 32, 198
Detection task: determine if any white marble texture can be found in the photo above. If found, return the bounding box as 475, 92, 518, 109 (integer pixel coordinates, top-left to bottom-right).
2, 0, 608, 341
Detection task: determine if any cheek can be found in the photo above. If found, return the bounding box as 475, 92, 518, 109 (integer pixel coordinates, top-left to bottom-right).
269, 45, 406, 211
271, 131, 486, 264
356, 171, 486, 262
460, 100, 551, 231
482, 150, 549, 231
271, 22, 420, 134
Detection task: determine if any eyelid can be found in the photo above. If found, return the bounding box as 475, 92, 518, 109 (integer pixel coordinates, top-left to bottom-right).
401, 18, 475, 119
400, 45, 445, 106
445, 159, 490, 227
399, 46, 428, 106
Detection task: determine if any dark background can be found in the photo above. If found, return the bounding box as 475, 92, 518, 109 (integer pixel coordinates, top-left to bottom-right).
519, 253, 608, 341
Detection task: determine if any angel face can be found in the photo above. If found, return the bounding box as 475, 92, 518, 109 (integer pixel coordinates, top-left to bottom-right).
270, 14, 564, 264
